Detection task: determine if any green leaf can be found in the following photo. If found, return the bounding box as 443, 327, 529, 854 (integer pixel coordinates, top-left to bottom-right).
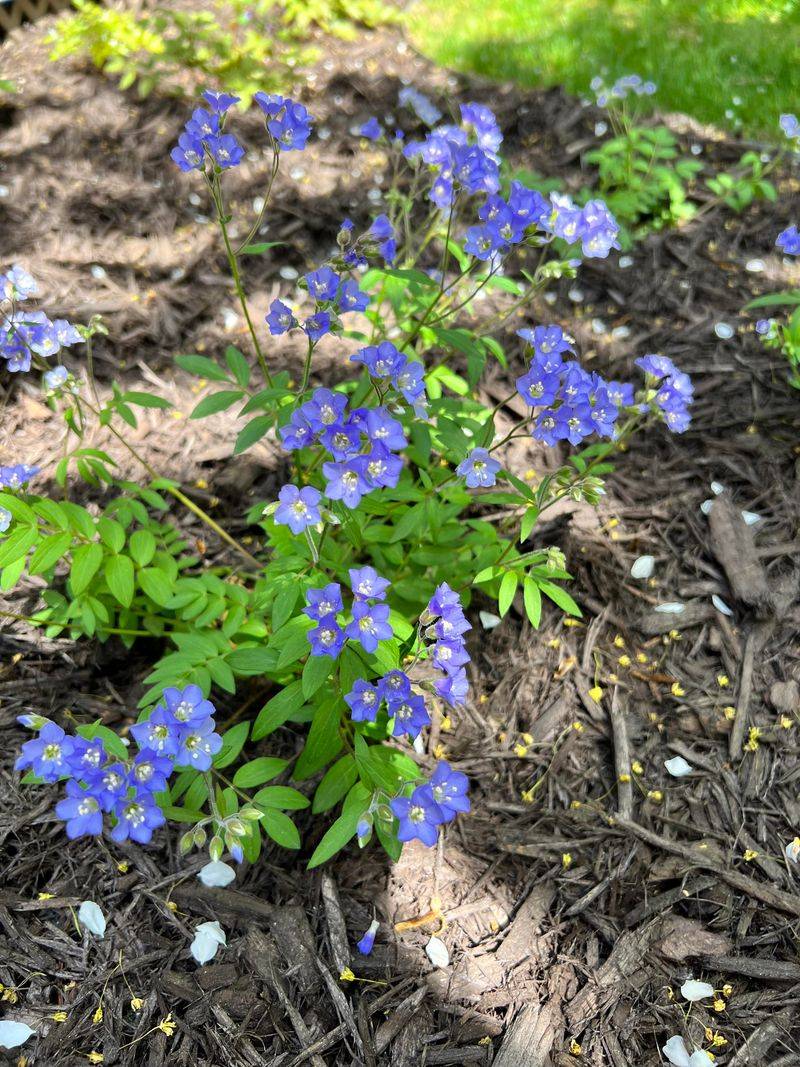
190, 390, 245, 419
233, 757, 289, 788
241, 241, 284, 255
0, 493, 36, 524
129, 529, 156, 566
293, 697, 343, 780
302, 653, 333, 699
312, 754, 357, 814
538, 579, 582, 618
104, 554, 134, 608
97, 517, 125, 553
261, 809, 301, 849
175, 354, 231, 381
213, 721, 250, 769
138, 567, 174, 607
252, 680, 305, 740
122, 390, 172, 409
498, 570, 518, 617
0, 525, 37, 569
253, 785, 309, 810
523, 576, 542, 628
227, 645, 279, 675
234, 415, 272, 454
225, 346, 252, 388
70, 543, 103, 596
27, 532, 71, 576
307, 784, 370, 868
1, 555, 27, 591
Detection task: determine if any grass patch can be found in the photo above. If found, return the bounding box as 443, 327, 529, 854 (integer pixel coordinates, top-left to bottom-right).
409, 0, 799, 137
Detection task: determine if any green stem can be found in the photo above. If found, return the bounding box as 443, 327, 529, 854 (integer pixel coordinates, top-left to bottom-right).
0, 608, 154, 638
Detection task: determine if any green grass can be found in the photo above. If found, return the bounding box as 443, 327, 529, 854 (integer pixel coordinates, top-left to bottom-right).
409, 0, 799, 137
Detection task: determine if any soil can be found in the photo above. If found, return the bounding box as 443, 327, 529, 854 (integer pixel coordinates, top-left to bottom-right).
1, 10, 800, 1067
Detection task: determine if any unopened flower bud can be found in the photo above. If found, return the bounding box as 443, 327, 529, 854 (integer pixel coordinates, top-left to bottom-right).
209, 835, 224, 862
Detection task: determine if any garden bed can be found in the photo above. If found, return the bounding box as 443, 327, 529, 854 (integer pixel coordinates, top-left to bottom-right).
1, 11, 800, 1067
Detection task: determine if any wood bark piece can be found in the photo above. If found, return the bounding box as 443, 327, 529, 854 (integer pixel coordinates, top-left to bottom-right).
728, 1012, 793, 1065
707, 492, 772, 612
320, 873, 350, 976
566, 925, 658, 1031
608, 687, 633, 820
493, 962, 574, 1067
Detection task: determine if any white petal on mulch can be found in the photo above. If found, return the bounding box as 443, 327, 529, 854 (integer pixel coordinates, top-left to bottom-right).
665, 756, 693, 777
745, 259, 766, 273
618, 255, 634, 268
190, 921, 227, 965
710, 481, 725, 496
654, 602, 685, 614
0, 1021, 36, 1049
714, 322, 735, 340
198, 861, 236, 888
786, 838, 800, 863
711, 595, 733, 617
479, 611, 502, 630
611, 325, 631, 340
78, 900, 106, 939
680, 979, 715, 1002
425, 936, 450, 969
663, 1036, 692, 1067
594, 121, 608, 136
630, 555, 655, 579
700, 499, 714, 515
741, 510, 761, 525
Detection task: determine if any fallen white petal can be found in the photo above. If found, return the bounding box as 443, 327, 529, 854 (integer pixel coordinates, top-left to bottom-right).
479, 611, 502, 630
710, 481, 725, 496
78, 900, 106, 939
745, 259, 766, 273
0, 1021, 36, 1049
741, 510, 761, 525
190, 920, 227, 965
198, 861, 236, 888
425, 936, 450, 969
630, 555, 655, 579
700, 499, 714, 515
663, 1035, 691, 1067
665, 756, 693, 777
711, 595, 733, 617
655, 602, 685, 614
785, 838, 800, 863
714, 322, 734, 340
680, 979, 715, 1002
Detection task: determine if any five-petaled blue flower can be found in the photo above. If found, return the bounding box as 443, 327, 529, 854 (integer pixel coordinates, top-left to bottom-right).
274, 484, 322, 534
456, 447, 500, 488
391, 787, 445, 847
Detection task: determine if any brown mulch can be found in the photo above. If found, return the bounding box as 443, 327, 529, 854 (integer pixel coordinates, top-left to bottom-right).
2, 9, 800, 1067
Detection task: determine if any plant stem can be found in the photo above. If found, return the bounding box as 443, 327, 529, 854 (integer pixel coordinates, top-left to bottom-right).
0, 608, 153, 638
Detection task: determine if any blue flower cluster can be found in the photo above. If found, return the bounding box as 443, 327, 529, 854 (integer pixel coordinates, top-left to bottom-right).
171, 91, 245, 172
15, 686, 223, 846
351, 340, 427, 415
591, 74, 657, 106
422, 582, 471, 708
780, 113, 799, 141
305, 567, 393, 658
777, 226, 800, 256
636, 353, 693, 433
171, 90, 312, 173
336, 214, 397, 268
515, 324, 625, 445
390, 761, 470, 847
345, 669, 431, 739
398, 86, 442, 127
0, 464, 40, 489
279, 389, 406, 509
266, 264, 369, 343
1, 265, 82, 374
403, 101, 503, 209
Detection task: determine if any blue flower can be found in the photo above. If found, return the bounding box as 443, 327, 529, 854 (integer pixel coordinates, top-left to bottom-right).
303, 311, 331, 341
356, 919, 380, 955
67, 737, 107, 779
391, 787, 445, 847
777, 225, 800, 256
1, 264, 37, 300
274, 484, 322, 534
308, 614, 346, 658
305, 267, 340, 302
174, 718, 223, 771
320, 421, 361, 459
516, 363, 561, 407
344, 679, 381, 722
427, 583, 471, 640
266, 299, 297, 335
636, 353, 693, 433
303, 583, 343, 622
54, 781, 103, 839
398, 87, 442, 126
780, 113, 800, 139
91, 763, 129, 812
15, 722, 74, 782
205, 133, 245, 169
434, 667, 469, 707
367, 214, 396, 264
110, 790, 166, 845
0, 507, 11, 533
349, 566, 390, 601
424, 761, 470, 822
518, 325, 573, 360
432, 640, 470, 673
254, 94, 312, 151
130, 705, 181, 757
378, 670, 411, 702
279, 409, 315, 451
388, 692, 430, 739
345, 600, 393, 654
129, 749, 173, 793
170, 130, 205, 172
163, 684, 216, 727
323, 459, 370, 508
336, 278, 369, 313
186, 108, 220, 139
359, 117, 382, 140
456, 447, 500, 488
202, 90, 240, 114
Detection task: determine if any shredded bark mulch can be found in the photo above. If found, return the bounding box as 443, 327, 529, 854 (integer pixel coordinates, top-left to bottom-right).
1, 11, 800, 1067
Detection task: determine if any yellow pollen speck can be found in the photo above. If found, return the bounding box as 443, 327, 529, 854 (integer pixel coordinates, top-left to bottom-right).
478, 694, 488, 704
441, 716, 452, 732
671, 682, 685, 697
607, 518, 619, 529
52, 1012, 68, 1023
117, 861, 129, 873
547, 637, 561, 649
562, 853, 573, 869
588, 685, 603, 702
433, 743, 445, 759
648, 712, 659, 723
608, 672, 619, 683
497, 731, 507, 743
780, 715, 794, 729
166, 901, 178, 912
618, 773, 631, 783
564, 618, 581, 627
723, 705, 736, 721
194, 478, 208, 489
523, 468, 536, 480
92, 1005, 103, 1024
618, 655, 631, 668
713, 998, 726, 1013
570, 800, 582, 809
743, 849, 758, 861
745, 727, 761, 752
158, 1014, 176, 1037
722, 984, 733, 997
613, 635, 625, 648
669, 629, 681, 640
37, 892, 55, 900
521, 789, 534, 804
489, 919, 499, 932
130, 997, 143, 1011
514, 743, 528, 757
572, 721, 584, 733
87, 1054, 104, 1065
631, 760, 643, 775
717, 674, 730, 688
521, 733, 533, 745
636, 652, 648, 663
647, 790, 663, 802
569, 1038, 582, 1056
340, 967, 356, 982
